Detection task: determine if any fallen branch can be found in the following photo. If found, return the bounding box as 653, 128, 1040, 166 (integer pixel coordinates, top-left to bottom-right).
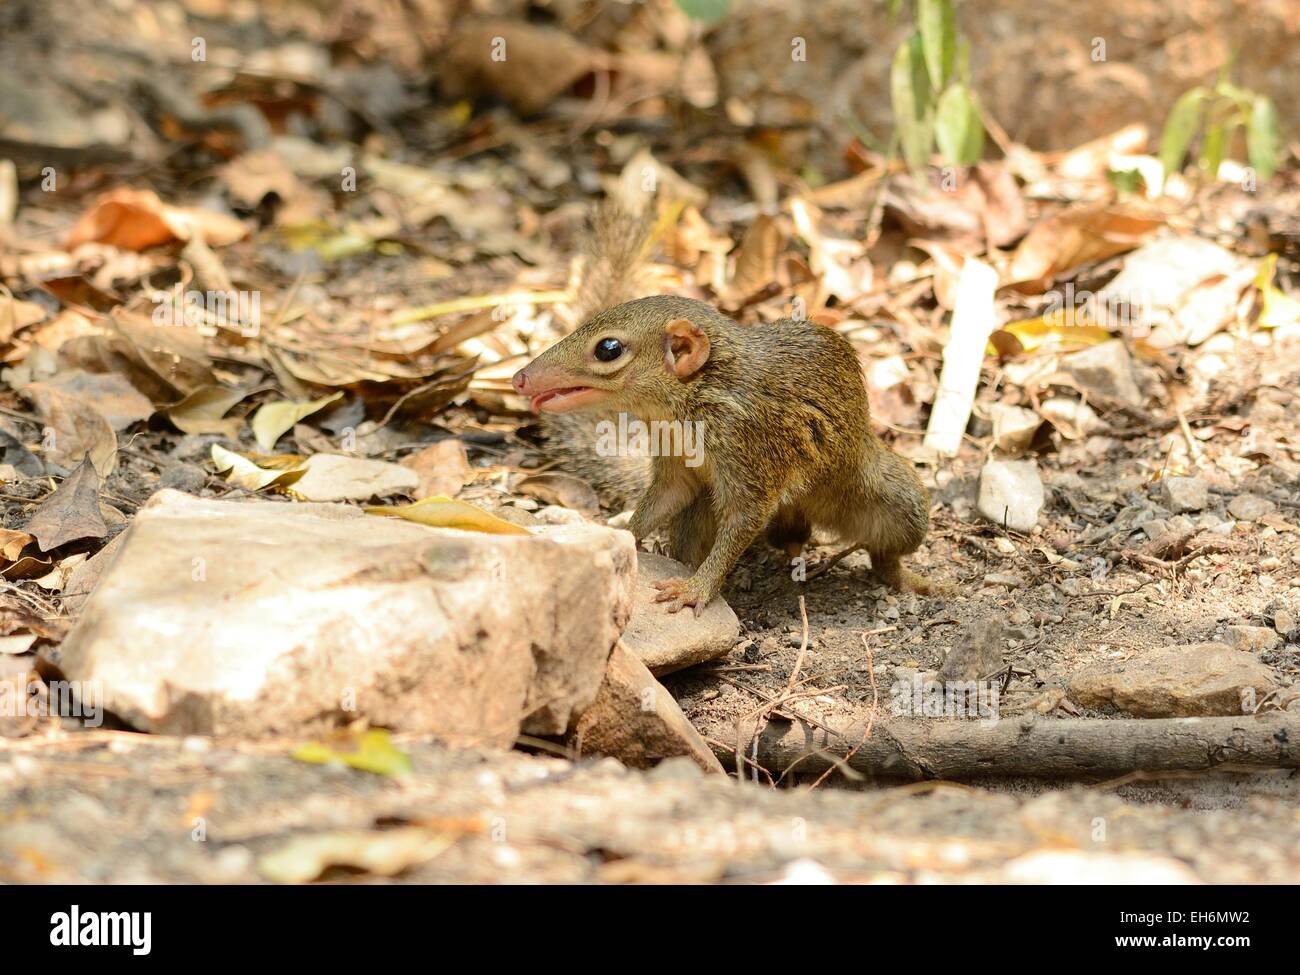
698, 711, 1300, 782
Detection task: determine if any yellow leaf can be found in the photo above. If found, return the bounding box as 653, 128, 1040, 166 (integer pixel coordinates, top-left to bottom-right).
292, 729, 412, 777
210, 444, 307, 492
1254, 254, 1300, 329
990, 310, 1114, 356
365, 496, 531, 536
251, 392, 343, 450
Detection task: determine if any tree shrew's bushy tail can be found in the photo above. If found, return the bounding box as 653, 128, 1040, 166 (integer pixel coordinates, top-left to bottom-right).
540, 200, 656, 509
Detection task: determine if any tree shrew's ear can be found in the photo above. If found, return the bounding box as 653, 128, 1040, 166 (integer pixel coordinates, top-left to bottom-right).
661, 318, 710, 378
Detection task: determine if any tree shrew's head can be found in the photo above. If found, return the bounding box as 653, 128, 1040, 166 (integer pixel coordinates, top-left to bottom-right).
511, 296, 715, 414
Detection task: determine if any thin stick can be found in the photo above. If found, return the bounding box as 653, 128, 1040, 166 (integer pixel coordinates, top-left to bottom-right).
810, 628, 881, 789
807, 543, 864, 580
1176, 405, 1203, 464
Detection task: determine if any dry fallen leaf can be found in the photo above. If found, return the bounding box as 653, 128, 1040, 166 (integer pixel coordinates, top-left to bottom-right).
0, 292, 48, 347
515, 472, 600, 515
258, 827, 457, 884
0, 530, 33, 562
365, 497, 531, 536
1005, 204, 1165, 293
23, 457, 106, 552
251, 392, 344, 451
39, 370, 154, 432
728, 214, 782, 302
34, 553, 88, 591
1055, 124, 1150, 181
59, 310, 215, 403
22, 383, 117, 475
66, 188, 248, 250
400, 439, 472, 499
210, 444, 308, 493
166, 385, 254, 437
439, 20, 602, 116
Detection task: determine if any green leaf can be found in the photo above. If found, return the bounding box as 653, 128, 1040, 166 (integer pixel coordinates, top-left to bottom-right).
1246, 95, 1281, 181
1214, 79, 1253, 110
1199, 119, 1228, 179
935, 84, 985, 166
956, 38, 972, 85
1158, 87, 1207, 180
917, 0, 956, 89
891, 33, 934, 174
1108, 167, 1144, 194
675, 0, 729, 23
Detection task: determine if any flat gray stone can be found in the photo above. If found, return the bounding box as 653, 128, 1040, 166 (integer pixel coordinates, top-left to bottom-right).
1069, 642, 1275, 717
621, 551, 740, 676
1060, 340, 1144, 407
1227, 494, 1276, 521
1158, 475, 1209, 513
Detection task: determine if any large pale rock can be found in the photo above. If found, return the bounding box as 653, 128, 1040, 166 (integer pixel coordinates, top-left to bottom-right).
570, 642, 724, 774
50, 490, 635, 743
622, 552, 740, 676
1069, 642, 1276, 718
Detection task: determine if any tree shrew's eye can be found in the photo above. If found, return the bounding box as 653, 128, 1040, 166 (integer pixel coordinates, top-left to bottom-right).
594, 337, 624, 362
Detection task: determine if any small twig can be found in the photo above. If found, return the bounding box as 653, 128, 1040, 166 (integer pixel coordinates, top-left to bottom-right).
703, 735, 771, 782
807, 543, 864, 580
810, 629, 880, 789
1175, 405, 1203, 464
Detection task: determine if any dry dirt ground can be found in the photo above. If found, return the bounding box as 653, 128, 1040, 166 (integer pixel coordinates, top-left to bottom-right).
3, 732, 1299, 883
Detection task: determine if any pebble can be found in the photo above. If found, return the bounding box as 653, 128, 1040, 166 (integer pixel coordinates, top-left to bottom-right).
983, 573, 1025, 588
1227, 494, 1277, 521
1224, 625, 1282, 653
1159, 475, 1209, 513
977, 459, 1045, 533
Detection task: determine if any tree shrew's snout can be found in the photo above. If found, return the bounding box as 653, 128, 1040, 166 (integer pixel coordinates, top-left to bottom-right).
512, 362, 609, 414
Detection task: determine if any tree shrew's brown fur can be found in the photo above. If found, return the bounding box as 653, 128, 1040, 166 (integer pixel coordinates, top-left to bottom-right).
518, 287, 935, 615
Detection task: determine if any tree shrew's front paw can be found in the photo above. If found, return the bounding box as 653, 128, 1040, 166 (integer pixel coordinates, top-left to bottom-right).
651, 576, 711, 617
